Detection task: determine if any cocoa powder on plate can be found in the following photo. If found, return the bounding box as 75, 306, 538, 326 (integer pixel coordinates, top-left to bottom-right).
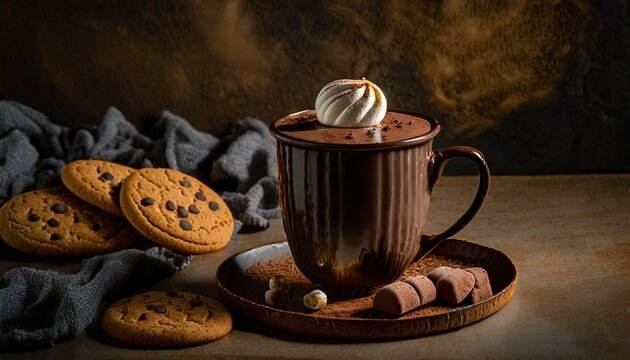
244, 255, 472, 319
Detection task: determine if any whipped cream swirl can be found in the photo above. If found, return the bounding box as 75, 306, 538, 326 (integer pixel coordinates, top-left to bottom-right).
315, 78, 387, 127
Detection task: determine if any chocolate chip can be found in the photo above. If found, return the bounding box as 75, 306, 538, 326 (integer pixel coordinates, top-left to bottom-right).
395, 123, 403, 128
92, 222, 100, 231
177, 206, 188, 218
209, 201, 219, 211
154, 305, 167, 314
50, 233, 61, 241
382, 125, 389, 132
166, 200, 176, 211
28, 214, 40, 222
138, 313, 147, 321
180, 180, 191, 187
141, 197, 154, 206
180, 220, 192, 230
188, 205, 199, 214
345, 133, 353, 140
190, 299, 203, 307
408, 121, 413, 125
195, 192, 207, 201
99, 172, 114, 181
366, 129, 375, 137
51, 203, 67, 214
47, 219, 59, 227
166, 291, 178, 297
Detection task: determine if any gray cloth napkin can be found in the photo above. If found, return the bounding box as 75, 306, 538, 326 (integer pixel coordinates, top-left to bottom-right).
0, 100, 280, 231
0, 247, 191, 351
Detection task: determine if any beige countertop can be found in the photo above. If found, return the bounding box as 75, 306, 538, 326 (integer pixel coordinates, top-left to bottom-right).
2, 174, 629, 359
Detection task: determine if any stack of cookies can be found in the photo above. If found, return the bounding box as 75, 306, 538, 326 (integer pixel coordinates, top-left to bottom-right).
0, 160, 234, 257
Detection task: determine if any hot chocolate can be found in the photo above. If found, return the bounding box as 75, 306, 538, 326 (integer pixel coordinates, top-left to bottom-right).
274, 110, 432, 145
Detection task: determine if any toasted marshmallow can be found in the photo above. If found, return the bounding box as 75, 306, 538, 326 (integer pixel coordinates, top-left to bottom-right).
315, 78, 387, 127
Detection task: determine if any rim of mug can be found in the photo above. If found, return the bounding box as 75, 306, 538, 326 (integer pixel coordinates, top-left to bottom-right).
269, 108, 441, 151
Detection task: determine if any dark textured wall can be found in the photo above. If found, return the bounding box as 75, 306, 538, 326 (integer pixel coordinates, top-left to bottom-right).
0, 0, 628, 174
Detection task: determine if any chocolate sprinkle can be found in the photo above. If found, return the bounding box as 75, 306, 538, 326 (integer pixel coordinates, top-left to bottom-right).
209, 201, 219, 211
154, 305, 167, 314
28, 214, 40, 222
51, 203, 67, 214
166, 291, 178, 297
180, 220, 192, 230
141, 197, 154, 206
177, 206, 188, 218
180, 180, 191, 187
47, 219, 59, 227
92, 222, 100, 231
190, 299, 203, 307
50, 233, 61, 241
99, 172, 114, 181
188, 205, 200, 214
195, 192, 207, 201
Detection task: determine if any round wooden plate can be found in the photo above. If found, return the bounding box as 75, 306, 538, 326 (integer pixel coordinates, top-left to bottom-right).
216, 239, 517, 340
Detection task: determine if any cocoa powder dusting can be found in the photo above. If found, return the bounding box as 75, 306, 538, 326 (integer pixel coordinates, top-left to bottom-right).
244, 254, 472, 319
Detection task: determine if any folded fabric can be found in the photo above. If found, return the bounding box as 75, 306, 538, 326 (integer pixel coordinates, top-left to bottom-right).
0, 247, 191, 351
0, 101, 280, 231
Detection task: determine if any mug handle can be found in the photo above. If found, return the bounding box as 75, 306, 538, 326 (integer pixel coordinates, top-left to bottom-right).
419, 146, 491, 258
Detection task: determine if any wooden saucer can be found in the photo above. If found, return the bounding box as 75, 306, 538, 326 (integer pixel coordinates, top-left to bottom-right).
216, 239, 517, 340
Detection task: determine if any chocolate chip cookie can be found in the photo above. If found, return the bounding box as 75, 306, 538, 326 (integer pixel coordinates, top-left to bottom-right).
101, 291, 232, 346
61, 160, 136, 216
0, 187, 139, 256
119, 168, 233, 254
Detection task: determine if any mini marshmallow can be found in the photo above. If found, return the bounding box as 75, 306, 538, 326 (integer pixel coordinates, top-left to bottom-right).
265, 289, 288, 308
427, 266, 455, 283
465, 267, 493, 304
373, 282, 421, 316
403, 275, 437, 306
436, 268, 475, 305
303, 289, 327, 310
269, 276, 292, 294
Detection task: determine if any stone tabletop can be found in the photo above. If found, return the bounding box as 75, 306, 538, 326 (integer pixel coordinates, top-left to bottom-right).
2, 174, 629, 359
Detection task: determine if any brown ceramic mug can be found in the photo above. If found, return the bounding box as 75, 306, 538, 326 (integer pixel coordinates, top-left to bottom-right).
269, 109, 490, 288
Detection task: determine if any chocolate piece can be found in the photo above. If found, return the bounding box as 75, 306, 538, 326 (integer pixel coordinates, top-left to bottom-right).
403, 275, 436, 306
51, 203, 67, 213
166, 200, 176, 211
179, 180, 191, 187
141, 197, 154, 206
92, 222, 100, 231
47, 219, 59, 227
372, 282, 421, 316
190, 299, 203, 307
436, 268, 475, 305
209, 201, 219, 211
195, 192, 207, 201
99, 172, 114, 181
180, 220, 192, 230
428, 266, 454, 283
28, 213, 40, 222
188, 205, 199, 214
50, 233, 61, 241
177, 206, 188, 218
138, 313, 147, 321
154, 305, 167, 314
166, 291, 178, 297
465, 267, 493, 304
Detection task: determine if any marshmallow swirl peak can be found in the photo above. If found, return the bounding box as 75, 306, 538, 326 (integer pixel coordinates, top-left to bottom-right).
315, 78, 387, 127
